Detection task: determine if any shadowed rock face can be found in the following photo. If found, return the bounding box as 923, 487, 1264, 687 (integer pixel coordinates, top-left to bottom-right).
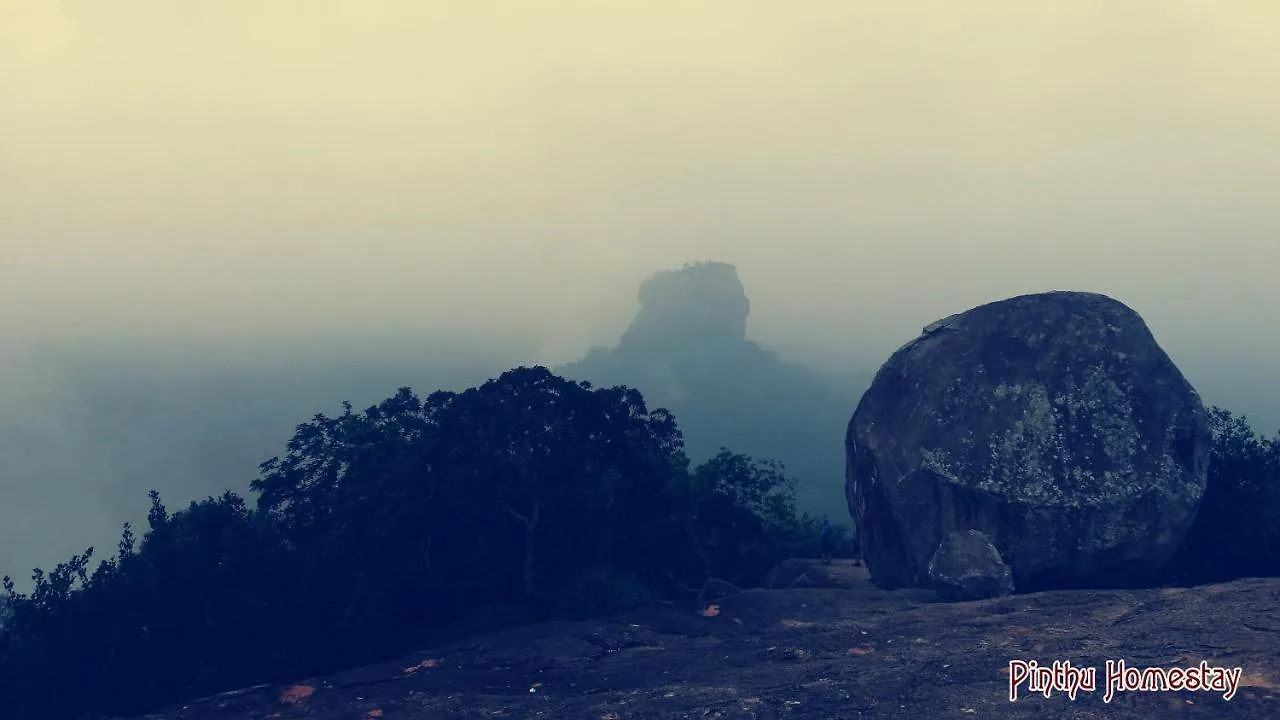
846, 291, 1211, 593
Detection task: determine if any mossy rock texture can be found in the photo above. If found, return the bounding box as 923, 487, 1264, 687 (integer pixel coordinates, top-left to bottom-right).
846, 291, 1210, 592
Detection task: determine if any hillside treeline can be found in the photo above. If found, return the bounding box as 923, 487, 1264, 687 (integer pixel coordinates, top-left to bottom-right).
0, 367, 852, 720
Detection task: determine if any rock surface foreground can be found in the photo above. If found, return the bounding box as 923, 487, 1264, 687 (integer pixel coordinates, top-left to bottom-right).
118, 565, 1279, 719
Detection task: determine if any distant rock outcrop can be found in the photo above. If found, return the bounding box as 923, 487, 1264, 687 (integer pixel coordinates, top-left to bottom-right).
561, 262, 869, 516
846, 291, 1211, 593
618, 261, 751, 352
927, 529, 1014, 602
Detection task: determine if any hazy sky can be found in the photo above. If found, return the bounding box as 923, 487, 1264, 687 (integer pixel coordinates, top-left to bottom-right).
2, 1, 1275, 348
2, 0, 1279, 575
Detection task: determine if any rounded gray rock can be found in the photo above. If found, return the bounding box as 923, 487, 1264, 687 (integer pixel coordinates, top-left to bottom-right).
845, 291, 1210, 592
928, 529, 1015, 602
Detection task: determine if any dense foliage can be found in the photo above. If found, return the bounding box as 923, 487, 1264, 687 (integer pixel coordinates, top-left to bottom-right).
1173, 407, 1280, 585
0, 367, 838, 720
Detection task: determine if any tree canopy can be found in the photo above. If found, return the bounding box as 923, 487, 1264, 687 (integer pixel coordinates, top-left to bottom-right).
1173, 407, 1280, 584
0, 367, 835, 720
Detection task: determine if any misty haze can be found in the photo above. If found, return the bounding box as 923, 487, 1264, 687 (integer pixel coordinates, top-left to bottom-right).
1, 3, 1278, 719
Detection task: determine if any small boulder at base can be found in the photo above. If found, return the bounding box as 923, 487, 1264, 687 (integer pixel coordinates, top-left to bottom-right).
846, 291, 1211, 593
928, 530, 1014, 602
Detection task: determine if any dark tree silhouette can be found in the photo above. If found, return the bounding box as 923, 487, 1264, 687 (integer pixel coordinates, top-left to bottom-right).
0, 366, 831, 720
1174, 407, 1280, 584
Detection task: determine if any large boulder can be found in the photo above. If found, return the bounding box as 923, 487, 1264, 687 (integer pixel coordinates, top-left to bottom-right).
928, 529, 1015, 602
845, 291, 1211, 593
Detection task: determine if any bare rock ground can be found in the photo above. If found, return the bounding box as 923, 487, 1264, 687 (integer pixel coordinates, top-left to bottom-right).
122, 560, 1279, 719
